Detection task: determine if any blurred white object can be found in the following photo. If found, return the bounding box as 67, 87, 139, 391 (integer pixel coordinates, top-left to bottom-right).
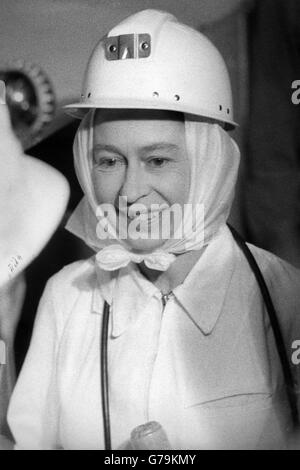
0, 274, 26, 437
0, 82, 70, 287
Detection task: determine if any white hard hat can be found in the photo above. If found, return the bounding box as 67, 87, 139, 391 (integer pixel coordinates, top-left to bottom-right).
0, 85, 70, 287
64, 9, 237, 129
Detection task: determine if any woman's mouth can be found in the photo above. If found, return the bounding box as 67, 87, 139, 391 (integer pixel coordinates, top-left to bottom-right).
117, 203, 169, 223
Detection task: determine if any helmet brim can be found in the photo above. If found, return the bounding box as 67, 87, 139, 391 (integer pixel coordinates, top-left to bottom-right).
63, 99, 238, 130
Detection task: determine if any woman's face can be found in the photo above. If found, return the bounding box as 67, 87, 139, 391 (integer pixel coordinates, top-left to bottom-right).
92, 109, 190, 252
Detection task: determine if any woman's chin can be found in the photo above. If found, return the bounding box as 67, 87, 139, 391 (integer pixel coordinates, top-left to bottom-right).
125, 237, 165, 253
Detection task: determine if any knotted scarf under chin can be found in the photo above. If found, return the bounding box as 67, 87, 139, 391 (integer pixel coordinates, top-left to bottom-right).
95, 244, 176, 271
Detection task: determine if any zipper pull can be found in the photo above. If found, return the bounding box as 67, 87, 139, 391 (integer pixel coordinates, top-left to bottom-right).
161, 291, 173, 308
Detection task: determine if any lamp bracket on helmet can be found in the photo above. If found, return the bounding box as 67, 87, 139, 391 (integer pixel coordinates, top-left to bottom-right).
104, 34, 151, 61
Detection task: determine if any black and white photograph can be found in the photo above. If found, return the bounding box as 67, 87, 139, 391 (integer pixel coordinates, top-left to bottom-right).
0, 0, 300, 452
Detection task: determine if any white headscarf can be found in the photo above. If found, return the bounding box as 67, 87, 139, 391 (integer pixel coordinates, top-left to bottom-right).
66, 110, 240, 271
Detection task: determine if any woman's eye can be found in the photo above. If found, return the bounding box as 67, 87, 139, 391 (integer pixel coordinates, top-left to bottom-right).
147, 157, 169, 168
94, 156, 125, 171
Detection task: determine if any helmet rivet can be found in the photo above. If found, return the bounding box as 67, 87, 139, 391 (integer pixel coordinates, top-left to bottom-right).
109, 44, 117, 53
88, 92, 91, 98
140, 41, 149, 50
174, 94, 180, 101
153, 91, 159, 98
219, 105, 222, 111
227, 108, 230, 114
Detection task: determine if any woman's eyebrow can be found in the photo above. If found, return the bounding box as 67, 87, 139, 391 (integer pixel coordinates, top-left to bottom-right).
140, 143, 180, 153
94, 143, 180, 154
93, 144, 123, 154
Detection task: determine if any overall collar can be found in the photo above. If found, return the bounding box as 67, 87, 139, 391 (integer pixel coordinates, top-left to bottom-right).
174, 225, 236, 335
92, 225, 236, 337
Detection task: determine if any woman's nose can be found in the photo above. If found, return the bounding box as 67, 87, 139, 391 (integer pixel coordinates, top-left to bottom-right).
119, 163, 149, 204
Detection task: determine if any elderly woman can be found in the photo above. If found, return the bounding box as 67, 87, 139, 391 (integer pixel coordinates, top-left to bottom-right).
7, 10, 300, 450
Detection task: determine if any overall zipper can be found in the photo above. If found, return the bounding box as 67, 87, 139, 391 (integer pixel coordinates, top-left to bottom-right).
144, 290, 174, 422
161, 291, 173, 309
